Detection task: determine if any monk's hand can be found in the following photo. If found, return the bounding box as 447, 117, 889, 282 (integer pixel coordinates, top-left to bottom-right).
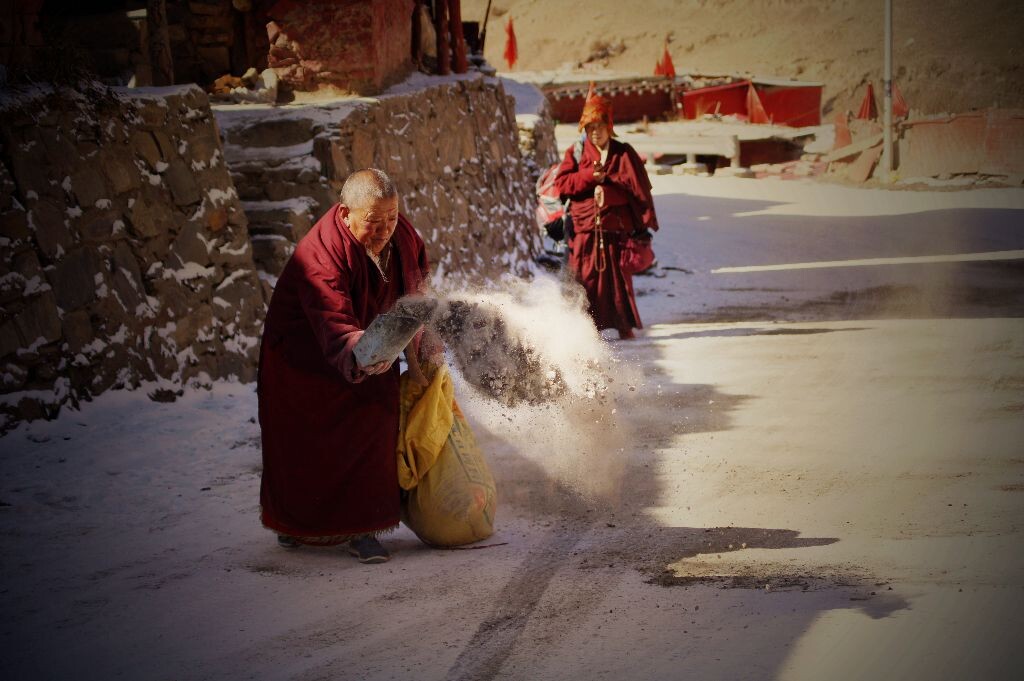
362, 359, 393, 375
405, 343, 429, 387
592, 161, 606, 183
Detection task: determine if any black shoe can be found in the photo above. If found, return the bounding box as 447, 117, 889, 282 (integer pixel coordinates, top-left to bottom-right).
347, 535, 390, 564
277, 535, 301, 549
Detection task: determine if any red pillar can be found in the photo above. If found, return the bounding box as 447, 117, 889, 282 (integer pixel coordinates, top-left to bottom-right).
435, 0, 450, 76
448, 0, 467, 74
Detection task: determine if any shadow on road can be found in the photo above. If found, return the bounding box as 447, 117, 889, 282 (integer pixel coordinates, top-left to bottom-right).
448, 334, 908, 681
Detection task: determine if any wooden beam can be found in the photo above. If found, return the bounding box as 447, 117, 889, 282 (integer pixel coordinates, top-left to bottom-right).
147, 0, 174, 85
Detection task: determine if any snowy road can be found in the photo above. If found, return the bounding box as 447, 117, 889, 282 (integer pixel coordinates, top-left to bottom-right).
1, 179, 1022, 680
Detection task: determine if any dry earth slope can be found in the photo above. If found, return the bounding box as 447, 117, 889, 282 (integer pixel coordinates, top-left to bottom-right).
465, 0, 1024, 116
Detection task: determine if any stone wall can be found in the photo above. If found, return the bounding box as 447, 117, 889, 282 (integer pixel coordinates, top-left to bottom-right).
217, 74, 544, 282
0, 83, 264, 430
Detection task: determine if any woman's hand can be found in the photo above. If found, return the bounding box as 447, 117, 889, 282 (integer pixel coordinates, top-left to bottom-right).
592, 160, 606, 183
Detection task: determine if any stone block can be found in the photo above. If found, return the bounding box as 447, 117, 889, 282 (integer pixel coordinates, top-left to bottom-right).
351, 128, 376, 170
151, 277, 192, 321
78, 208, 121, 243
152, 131, 176, 161
129, 192, 175, 238
111, 242, 146, 312
132, 131, 163, 169
207, 207, 228, 232
134, 100, 168, 129
168, 220, 212, 270
0, 320, 22, 359
9, 145, 53, 197
0, 160, 16, 211
47, 248, 100, 312
61, 309, 93, 354
13, 250, 44, 283
0, 208, 31, 243
103, 149, 142, 194
29, 199, 73, 261
12, 291, 62, 348
165, 161, 202, 206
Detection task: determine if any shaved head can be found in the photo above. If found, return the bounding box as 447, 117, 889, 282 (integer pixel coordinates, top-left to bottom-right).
340, 168, 398, 211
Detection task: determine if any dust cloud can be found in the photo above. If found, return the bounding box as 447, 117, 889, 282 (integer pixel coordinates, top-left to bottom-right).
425, 274, 642, 502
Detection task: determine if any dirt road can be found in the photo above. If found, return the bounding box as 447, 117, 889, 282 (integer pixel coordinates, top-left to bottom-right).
2, 179, 1022, 679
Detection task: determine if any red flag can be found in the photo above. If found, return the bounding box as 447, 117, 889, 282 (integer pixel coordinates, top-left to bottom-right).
504, 17, 518, 70
832, 111, 853, 150
661, 46, 676, 80
746, 83, 770, 124
654, 57, 665, 77
893, 81, 909, 118
856, 82, 878, 120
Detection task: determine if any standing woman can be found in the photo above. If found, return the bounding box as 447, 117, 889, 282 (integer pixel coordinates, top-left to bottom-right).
554, 86, 659, 339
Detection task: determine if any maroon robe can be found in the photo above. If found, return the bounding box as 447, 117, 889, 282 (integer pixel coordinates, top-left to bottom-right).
554, 137, 659, 332
258, 205, 429, 543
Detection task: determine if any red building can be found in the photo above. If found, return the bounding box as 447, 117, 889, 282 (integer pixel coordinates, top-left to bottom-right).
681, 78, 823, 127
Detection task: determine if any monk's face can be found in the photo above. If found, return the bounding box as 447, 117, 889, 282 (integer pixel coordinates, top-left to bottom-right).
585, 120, 610, 150
343, 195, 399, 255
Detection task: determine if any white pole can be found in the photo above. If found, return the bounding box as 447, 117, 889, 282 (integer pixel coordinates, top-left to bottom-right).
883, 0, 894, 178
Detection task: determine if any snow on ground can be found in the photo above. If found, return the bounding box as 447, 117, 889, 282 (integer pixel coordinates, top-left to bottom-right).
2, 176, 1023, 680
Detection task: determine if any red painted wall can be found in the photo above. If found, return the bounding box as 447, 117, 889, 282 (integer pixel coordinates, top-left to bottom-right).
682, 82, 749, 119
682, 80, 822, 127
756, 85, 822, 127
267, 0, 412, 94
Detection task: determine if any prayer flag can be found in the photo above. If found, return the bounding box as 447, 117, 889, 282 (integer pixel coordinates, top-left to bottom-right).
504, 17, 518, 70
857, 82, 878, 120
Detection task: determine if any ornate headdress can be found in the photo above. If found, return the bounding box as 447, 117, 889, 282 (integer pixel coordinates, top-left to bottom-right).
578, 82, 614, 136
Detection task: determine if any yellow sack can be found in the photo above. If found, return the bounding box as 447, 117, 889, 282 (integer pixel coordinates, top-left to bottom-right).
397, 364, 497, 547
397, 362, 455, 491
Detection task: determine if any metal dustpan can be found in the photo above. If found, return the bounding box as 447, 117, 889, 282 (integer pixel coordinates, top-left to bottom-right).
352, 297, 438, 368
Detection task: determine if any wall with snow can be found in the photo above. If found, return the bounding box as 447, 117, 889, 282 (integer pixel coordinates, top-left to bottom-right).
0, 83, 265, 430
217, 73, 546, 282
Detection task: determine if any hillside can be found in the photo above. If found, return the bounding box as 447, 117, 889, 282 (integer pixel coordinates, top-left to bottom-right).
463, 0, 1023, 116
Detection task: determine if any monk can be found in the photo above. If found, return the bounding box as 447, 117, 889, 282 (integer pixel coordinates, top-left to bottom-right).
257, 168, 429, 564
554, 87, 659, 339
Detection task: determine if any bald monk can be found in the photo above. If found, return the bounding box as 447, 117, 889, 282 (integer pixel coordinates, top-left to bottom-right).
257, 168, 430, 563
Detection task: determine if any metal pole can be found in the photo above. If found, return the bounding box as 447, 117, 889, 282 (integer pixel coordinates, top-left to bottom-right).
883, 0, 893, 178
480, 0, 493, 53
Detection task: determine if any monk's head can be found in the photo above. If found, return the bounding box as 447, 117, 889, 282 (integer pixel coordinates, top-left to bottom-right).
579, 85, 614, 147
339, 168, 399, 256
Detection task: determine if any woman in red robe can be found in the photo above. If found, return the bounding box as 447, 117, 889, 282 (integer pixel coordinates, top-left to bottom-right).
554, 87, 659, 339
257, 169, 429, 563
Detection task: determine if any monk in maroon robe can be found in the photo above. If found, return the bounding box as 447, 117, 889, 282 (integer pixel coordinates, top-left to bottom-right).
257, 169, 429, 563
555, 87, 659, 339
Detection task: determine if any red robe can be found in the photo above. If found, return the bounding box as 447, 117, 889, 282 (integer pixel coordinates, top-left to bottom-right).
554, 138, 659, 332
258, 205, 429, 543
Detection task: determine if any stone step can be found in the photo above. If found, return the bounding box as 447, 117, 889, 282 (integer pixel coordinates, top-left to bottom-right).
248, 222, 303, 241
240, 198, 317, 224
229, 161, 323, 187
234, 176, 334, 206
219, 115, 323, 149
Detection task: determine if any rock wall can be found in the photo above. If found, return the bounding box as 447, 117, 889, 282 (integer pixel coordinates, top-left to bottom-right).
0, 83, 264, 430
217, 73, 544, 282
